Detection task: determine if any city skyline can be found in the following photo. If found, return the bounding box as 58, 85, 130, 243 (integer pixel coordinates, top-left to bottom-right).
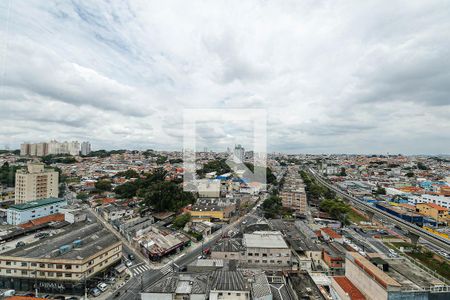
0, 1, 449, 154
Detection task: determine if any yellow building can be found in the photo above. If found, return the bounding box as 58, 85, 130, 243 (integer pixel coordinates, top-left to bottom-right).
15, 162, 59, 204
416, 203, 448, 223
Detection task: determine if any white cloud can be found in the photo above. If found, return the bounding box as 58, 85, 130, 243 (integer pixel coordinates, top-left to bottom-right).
0, 0, 449, 154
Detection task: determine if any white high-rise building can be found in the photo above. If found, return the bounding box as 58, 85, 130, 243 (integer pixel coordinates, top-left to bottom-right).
81, 141, 91, 156
15, 162, 59, 204
233, 144, 245, 162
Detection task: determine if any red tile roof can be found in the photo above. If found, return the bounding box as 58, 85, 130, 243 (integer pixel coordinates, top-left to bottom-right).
333, 276, 366, 300
421, 203, 448, 211
321, 227, 342, 239
19, 213, 65, 229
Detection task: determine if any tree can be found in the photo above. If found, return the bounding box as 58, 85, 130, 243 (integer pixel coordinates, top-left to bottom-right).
76, 192, 89, 201
142, 181, 196, 212
374, 185, 386, 195
320, 199, 351, 225
197, 159, 231, 177
417, 162, 429, 170
406, 172, 414, 178
115, 169, 140, 179
95, 180, 112, 192
339, 167, 347, 177
173, 213, 191, 229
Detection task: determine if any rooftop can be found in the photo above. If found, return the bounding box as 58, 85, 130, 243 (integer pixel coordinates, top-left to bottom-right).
333, 276, 366, 300
1, 210, 120, 260
8, 198, 66, 211
210, 270, 249, 291
243, 231, 288, 249
143, 273, 208, 294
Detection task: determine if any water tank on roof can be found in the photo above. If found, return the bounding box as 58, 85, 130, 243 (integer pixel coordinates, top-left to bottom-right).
59, 245, 71, 254
73, 240, 82, 247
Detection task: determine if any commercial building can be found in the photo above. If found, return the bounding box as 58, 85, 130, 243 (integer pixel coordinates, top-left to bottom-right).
0, 211, 122, 294
14, 163, 58, 204
416, 203, 448, 223
242, 231, 292, 268
344, 252, 448, 300
7, 197, 67, 225
190, 198, 236, 222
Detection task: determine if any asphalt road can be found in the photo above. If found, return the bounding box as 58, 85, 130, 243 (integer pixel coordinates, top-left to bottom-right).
113, 208, 262, 300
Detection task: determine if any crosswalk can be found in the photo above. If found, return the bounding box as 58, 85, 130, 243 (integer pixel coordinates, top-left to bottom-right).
132, 264, 151, 276
159, 265, 173, 276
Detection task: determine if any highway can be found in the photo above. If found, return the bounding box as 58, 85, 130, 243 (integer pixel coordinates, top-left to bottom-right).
307, 168, 450, 252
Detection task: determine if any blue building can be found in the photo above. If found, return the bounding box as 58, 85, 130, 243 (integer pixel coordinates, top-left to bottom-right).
6, 197, 67, 225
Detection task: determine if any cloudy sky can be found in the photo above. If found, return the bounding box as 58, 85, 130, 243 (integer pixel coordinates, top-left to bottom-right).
0, 0, 449, 154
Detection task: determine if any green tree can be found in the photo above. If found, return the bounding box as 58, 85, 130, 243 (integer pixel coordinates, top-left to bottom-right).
142, 181, 196, 212
115, 169, 140, 179
173, 213, 191, 229
339, 167, 347, 176
95, 180, 112, 192
76, 192, 89, 201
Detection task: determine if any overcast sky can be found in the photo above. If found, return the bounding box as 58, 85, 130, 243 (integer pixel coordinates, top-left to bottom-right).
0, 0, 449, 154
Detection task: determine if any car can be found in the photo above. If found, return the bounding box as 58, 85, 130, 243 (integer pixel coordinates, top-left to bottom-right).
128, 253, 135, 260
1, 290, 15, 297
66, 297, 79, 300
90, 288, 101, 297
107, 276, 116, 284
125, 260, 133, 267
97, 282, 109, 292
15, 241, 26, 248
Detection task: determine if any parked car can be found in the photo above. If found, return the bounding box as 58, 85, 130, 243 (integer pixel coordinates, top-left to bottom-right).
15, 241, 26, 248
128, 254, 135, 260
107, 276, 116, 284
125, 260, 133, 267
97, 282, 109, 292
90, 288, 101, 297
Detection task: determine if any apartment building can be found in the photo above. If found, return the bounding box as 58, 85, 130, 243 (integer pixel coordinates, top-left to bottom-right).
15, 162, 59, 204
280, 189, 307, 213
280, 166, 307, 214
0, 216, 122, 294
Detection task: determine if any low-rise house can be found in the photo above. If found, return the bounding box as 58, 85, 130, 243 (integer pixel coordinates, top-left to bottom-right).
134, 226, 191, 261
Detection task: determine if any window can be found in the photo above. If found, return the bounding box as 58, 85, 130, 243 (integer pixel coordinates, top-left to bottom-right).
48, 272, 54, 277
31, 263, 37, 267
21, 262, 27, 267
40, 263, 45, 268
65, 273, 72, 278
6, 270, 11, 274
56, 264, 63, 269
262, 253, 267, 257
6, 261, 11, 266
56, 273, 63, 277
248, 253, 253, 256
47, 264, 54, 268
65, 265, 72, 270
21, 270, 27, 275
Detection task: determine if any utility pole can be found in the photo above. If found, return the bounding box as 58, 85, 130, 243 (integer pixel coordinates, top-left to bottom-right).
84, 272, 88, 300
